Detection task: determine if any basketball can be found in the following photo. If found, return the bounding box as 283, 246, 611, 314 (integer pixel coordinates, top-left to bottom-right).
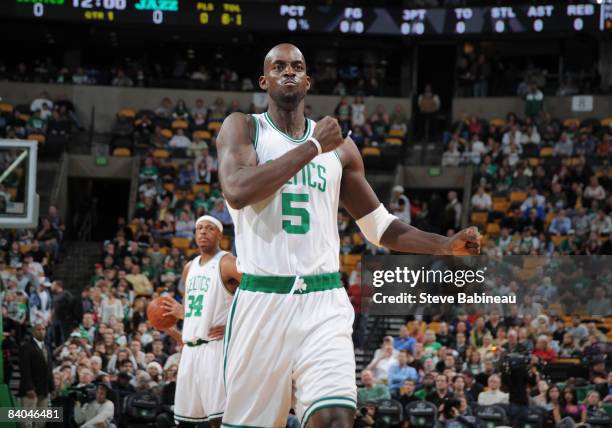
147, 297, 178, 331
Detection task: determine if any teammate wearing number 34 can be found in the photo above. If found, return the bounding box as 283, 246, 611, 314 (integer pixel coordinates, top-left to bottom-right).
160, 216, 240, 427
217, 43, 481, 428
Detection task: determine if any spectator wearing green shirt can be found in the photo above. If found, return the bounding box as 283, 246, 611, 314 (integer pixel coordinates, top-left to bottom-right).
414, 372, 436, 400
193, 191, 212, 213
357, 370, 390, 406
139, 157, 159, 181
524, 82, 544, 118
26, 109, 47, 134
423, 329, 442, 358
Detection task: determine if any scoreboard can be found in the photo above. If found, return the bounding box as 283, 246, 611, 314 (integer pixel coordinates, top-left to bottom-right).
2, 1, 611, 35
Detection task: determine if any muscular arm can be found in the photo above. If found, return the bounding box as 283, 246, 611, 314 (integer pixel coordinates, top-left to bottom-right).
217, 112, 318, 209
177, 261, 191, 320
339, 139, 479, 255
220, 253, 241, 294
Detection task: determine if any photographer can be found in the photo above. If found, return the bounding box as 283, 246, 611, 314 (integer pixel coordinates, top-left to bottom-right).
500, 352, 537, 427
354, 400, 388, 428
74, 383, 115, 428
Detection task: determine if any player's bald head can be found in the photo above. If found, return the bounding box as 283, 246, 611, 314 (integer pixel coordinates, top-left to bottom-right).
263, 43, 306, 73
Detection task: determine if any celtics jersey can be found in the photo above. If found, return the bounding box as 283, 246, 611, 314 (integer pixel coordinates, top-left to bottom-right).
182, 251, 233, 343
227, 112, 343, 276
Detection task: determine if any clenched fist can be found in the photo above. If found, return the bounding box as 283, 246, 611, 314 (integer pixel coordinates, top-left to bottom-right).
312, 116, 344, 153
446, 226, 481, 256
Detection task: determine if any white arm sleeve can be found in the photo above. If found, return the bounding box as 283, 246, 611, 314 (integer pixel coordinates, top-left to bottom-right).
355, 204, 397, 247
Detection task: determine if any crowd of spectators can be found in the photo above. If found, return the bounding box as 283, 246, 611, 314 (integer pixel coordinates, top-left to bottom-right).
0, 90, 81, 152
456, 49, 602, 98
357, 308, 612, 427
2, 51, 393, 97
440, 108, 611, 256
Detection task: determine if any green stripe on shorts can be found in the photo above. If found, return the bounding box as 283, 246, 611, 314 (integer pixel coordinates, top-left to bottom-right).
301, 396, 357, 428
240, 272, 341, 294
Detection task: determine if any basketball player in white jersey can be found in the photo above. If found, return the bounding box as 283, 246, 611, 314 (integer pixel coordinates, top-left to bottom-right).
160, 215, 240, 427
216, 43, 480, 428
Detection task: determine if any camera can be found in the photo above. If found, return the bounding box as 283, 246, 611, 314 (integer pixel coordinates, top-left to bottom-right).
67, 384, 97, 403
442, 397, 461, 419
501, 352, 530, 372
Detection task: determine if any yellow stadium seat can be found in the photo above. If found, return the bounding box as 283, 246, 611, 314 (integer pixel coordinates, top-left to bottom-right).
153, 149, 170, 159
489, 118, 506, 127
551, 235, 566, 248
492, 200, 509, 213
129, 222, 140, 236
16, 113, 30, 122
220, 236, 231, 250
341, 254, 361, 272
486, 223, 500, 237
193, 130, 212, 140
385, 137, 403, 146
19, 244, 32, 254
118, 108, 136, 119
172, 119, 189, 130
563, 118, 580, 128
207, 122, 223, 132
192, 184, 211, 195
544, 211, 556, 229
186, 248, 200, 257
0, 103, 14, 113
523, 257, 545, 270
540, 147, 554, 157
528, 158, 539, 167
161, 129, 173, 139
567, 157, 580, 167
510, 191, 527, 203
27, 133, 45, 144
548, 303, 564, 314
470, 212, 488, 225
601, 117, 612, 127
389, 128, 405, 138
352, 232, 364, 245
362, 147, 381, 157
163, 183, 176, 193
112, 147, 131, 157
171, 237, 192, 250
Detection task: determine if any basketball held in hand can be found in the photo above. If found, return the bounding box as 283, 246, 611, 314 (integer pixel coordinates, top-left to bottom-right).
147, 296, 178, 330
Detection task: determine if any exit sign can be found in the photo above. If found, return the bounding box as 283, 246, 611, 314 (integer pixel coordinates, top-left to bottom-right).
429, 167, 441, 176
95, 156, 108, 166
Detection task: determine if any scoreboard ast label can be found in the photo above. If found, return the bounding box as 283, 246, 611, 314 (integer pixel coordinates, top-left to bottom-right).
4, 0, 610, 34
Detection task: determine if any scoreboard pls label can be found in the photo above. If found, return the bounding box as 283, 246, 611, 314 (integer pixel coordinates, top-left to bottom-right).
4, 1, 609, 35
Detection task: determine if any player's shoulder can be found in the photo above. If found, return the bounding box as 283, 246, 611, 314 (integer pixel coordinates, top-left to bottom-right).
336, 136, 362, 169
182, 259, 193, 273
222, 112, 254, 129
219, 252, 237, 269
219, 112, 256, 142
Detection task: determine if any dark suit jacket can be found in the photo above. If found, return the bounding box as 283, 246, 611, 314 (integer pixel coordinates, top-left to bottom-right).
19, 337, 54, 397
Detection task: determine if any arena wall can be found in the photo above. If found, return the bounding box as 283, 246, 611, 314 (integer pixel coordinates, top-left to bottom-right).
452, 95, 612, 121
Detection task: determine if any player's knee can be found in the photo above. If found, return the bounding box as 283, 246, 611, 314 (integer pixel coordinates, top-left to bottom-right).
308, 407, 354, 428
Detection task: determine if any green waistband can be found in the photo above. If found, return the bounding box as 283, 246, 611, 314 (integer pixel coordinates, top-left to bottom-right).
240, 272, 342, 294
185, 338, 209, 347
